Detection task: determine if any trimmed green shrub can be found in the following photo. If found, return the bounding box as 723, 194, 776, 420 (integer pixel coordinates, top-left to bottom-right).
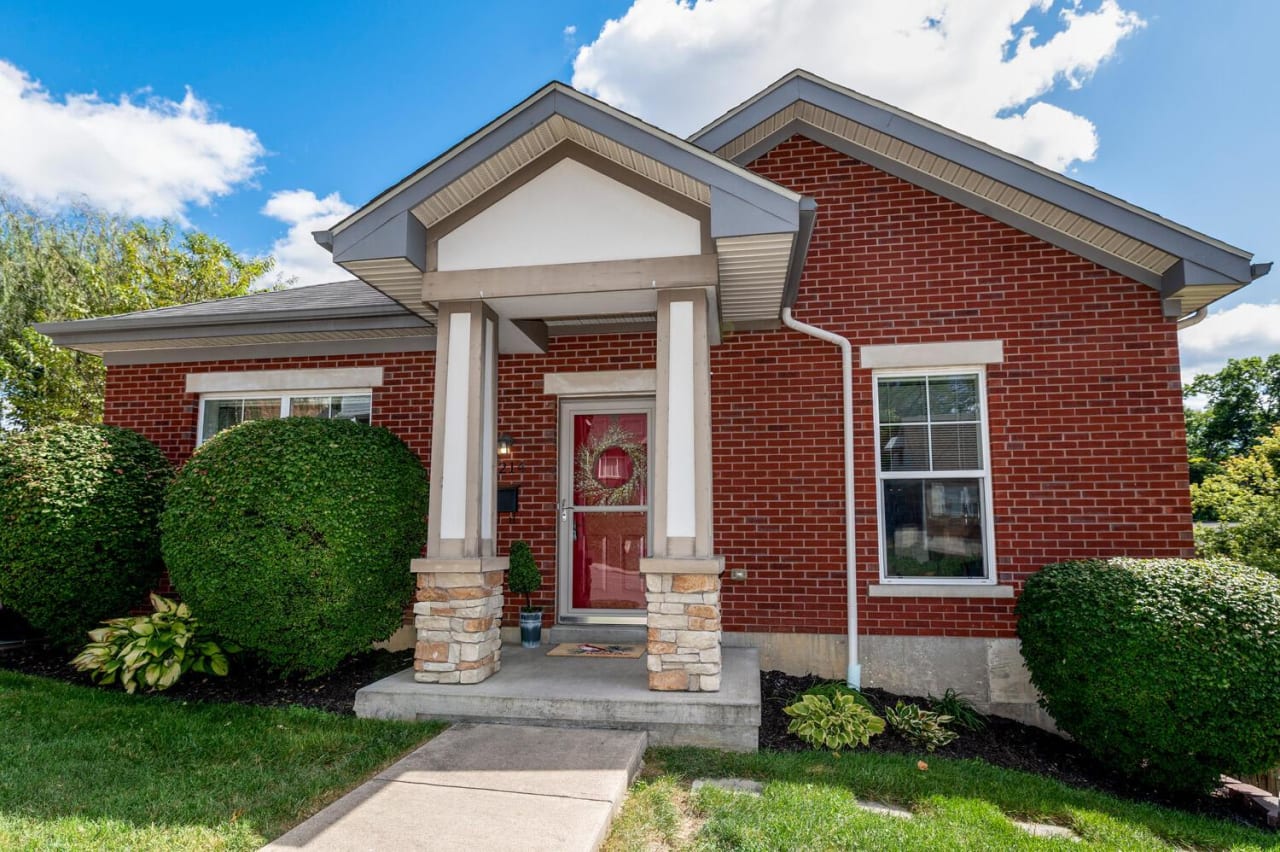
884, 701, 958, 752
1017, 557, 1280, 792
0, 423, 169, 646
783, 692, 885, 754
162, 417, 427, 678
71, 594, 238, 693
507, 540, 541, 612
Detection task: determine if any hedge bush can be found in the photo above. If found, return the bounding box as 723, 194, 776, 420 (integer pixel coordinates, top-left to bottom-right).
161, 417, 428, 678
0, 423, 170, 646
1017, 557, 1280, 792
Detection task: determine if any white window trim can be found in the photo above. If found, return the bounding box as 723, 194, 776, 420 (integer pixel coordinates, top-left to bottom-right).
196, 387, 373, 446
872, 365, 997, 586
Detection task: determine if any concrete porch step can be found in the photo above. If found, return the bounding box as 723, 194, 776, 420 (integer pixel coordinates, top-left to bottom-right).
356, 645, 761, 752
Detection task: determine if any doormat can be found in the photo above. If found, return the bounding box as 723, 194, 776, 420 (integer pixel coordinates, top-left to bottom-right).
546, 642, 645, 658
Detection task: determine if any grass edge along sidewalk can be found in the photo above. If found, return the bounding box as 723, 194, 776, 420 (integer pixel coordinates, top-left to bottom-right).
0, 670, 442, 851
606, 748, 1280, 851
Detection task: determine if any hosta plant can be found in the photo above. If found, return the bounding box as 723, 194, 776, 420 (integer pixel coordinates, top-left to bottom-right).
783, 692, 885, 754
884, 701, 959, 752
71, 594, 238, 693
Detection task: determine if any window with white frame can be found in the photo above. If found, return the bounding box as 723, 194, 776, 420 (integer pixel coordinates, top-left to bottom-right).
874, 370, 993, 581
198, 391, 372, 444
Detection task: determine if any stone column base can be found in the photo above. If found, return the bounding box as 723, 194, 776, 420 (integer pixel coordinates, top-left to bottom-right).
411, 556, 507, 684
640, 557, 724, 692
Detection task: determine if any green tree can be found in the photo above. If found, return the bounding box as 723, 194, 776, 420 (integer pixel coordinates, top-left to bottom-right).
1184, 355, 1280, 464
1193, 425, 1280, 573
0, 199, 275, 428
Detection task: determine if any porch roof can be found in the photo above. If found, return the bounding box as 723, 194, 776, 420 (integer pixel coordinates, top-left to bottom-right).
33, 280, 432, 358
313, 81, 815, 331
691, 70, 1270, 317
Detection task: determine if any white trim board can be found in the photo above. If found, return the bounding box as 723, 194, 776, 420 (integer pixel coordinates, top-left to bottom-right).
860, 340, 1003, 370
543, 370, 656, 397
186, 367, 384, 394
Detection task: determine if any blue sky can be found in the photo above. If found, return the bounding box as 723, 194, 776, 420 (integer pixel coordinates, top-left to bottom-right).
0, 1, 1275, 377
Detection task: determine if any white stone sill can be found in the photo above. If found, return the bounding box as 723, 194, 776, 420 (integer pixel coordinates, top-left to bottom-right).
868, 583, 1014, 599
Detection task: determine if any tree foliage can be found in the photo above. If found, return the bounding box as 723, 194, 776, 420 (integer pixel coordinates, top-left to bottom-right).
1192, 425, 1280, 572
1184, 355, 1280, 466
0, 198, 275, 429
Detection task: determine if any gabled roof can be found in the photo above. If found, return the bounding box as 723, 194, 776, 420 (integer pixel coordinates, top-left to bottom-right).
34, 280, 430, 357
691, 70, 1270, 316
313, 81, 815, 327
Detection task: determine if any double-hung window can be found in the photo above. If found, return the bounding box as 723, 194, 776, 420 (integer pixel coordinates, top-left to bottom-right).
198, 391, 372, 444
874, 369, 994, 582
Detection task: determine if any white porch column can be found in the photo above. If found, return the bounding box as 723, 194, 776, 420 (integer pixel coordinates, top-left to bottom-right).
642, 288, 724, 692
413, 300, 506, 685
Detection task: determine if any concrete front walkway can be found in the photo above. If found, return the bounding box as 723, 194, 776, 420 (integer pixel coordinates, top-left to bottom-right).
263, 723, 646, 852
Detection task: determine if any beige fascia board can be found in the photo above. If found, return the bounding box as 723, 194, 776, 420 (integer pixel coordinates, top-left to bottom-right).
859, 340, 1004, 370
639, 556, 724, 575
185, 367, 384, 394
423, 254, 717, 303
542, 369, 656, 397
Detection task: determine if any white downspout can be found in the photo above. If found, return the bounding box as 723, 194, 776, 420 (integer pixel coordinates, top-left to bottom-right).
781, 307, 861, 688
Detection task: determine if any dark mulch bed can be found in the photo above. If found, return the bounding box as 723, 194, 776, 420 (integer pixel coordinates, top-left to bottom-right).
761, 670, 1270, 831
0, 641, 412, 715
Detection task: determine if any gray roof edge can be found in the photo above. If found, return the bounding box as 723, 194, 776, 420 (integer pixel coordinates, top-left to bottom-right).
38, 314, 431, 348
327, 81, 803, 251
35, 302, 412, 337
693, 70, 1258, 281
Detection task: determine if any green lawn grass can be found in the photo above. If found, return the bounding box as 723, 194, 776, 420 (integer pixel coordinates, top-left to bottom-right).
0, 670, 442, 851
607, 747, 1280, 851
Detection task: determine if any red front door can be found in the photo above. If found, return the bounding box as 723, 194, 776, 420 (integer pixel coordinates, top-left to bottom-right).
559, 400, 652, 621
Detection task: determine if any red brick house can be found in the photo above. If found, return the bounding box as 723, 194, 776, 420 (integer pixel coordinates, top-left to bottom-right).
38, 71, 1269, 728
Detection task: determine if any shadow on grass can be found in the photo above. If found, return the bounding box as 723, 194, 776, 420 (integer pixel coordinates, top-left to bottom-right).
0, 670, 441, 850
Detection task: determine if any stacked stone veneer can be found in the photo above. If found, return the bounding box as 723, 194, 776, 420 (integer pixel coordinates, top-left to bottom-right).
412, 561, 505, 684
645, 570, 723, 692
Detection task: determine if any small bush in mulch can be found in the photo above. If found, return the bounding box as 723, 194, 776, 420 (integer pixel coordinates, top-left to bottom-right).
0, 424, 170, 647
759, 670, 1265, 830
1018, 557, 1280, 794
162, 417, 428, 679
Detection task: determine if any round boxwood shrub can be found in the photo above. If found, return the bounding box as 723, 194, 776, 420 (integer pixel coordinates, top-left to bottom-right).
161, 417, 427, 678
1017, 557, 1280, 792
0, 423, 170, 646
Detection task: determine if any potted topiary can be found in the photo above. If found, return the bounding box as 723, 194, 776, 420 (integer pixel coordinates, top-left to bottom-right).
507, 540, 543, 648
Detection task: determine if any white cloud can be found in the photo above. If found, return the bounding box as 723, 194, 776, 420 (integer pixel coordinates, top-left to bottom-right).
564, 24, 577, 37
258, 189, 353, 285
0, 60, 262, 220
1179, 302, 1280, 384
572, 0, 1143, 171
261, 189, 355, 287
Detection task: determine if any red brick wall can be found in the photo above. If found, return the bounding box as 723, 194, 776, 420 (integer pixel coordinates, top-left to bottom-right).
103, 134, 1193, 640
717, 135, 1192, 638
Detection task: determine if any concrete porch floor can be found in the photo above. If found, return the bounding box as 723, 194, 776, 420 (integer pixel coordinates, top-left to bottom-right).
355, 644, 761, 751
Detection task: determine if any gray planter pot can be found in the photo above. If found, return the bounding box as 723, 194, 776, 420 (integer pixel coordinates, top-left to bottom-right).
519, 610, 543, 648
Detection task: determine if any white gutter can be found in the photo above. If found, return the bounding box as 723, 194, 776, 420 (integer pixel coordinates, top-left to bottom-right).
1176, 307, 1208, 330
781, 307, 861, 688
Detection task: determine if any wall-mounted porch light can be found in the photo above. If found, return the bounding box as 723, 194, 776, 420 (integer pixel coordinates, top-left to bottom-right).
497, 433, 515, 457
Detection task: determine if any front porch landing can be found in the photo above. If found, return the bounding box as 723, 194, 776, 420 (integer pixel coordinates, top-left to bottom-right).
356, 645, 761, 751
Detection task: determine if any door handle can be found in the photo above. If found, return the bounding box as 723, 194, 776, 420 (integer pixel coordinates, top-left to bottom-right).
559, 500, 573, 522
